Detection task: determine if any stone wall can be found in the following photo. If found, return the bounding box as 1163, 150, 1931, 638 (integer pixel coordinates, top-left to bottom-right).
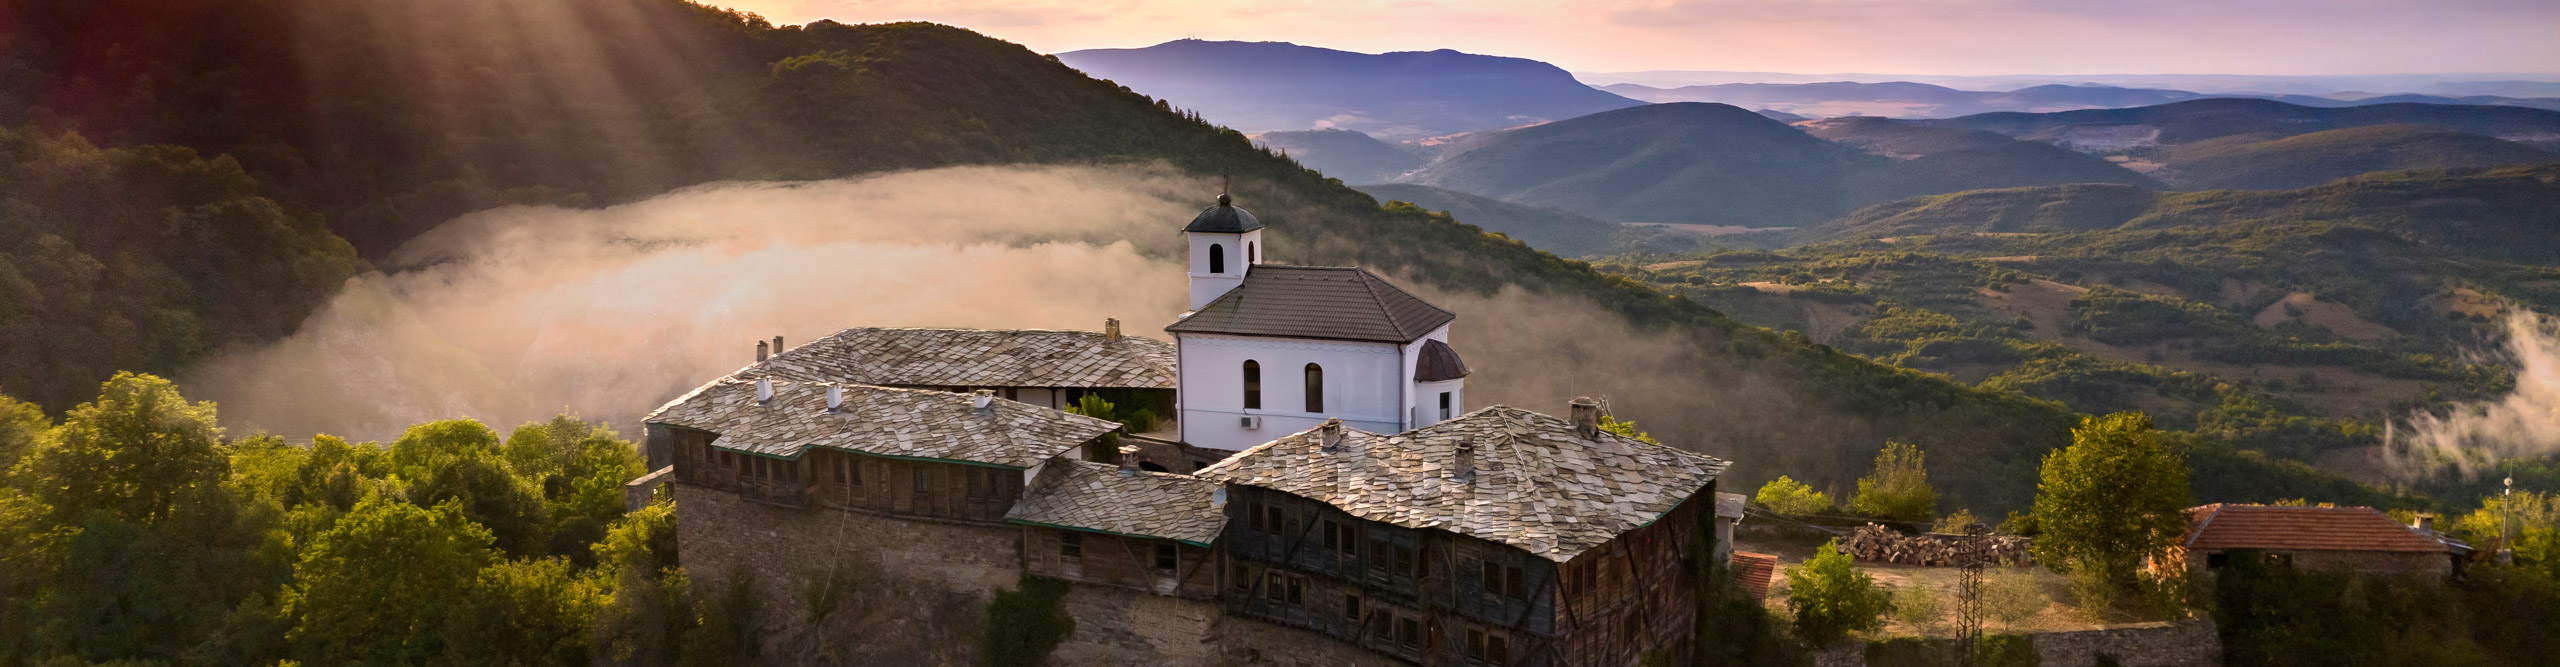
674, 483, 1023, 602
1049, 585, 1224, 665
2032, 620, 2220, 667
1217, 616, 1409, 667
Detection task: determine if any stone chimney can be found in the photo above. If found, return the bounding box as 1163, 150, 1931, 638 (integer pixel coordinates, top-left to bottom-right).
972, 389, 995, 415
824, 385, 843, 413
1570, 397, 1601, 440
756, 340, 769, 361
1104, 318, 1122, 343
755, 378, 774, 406
1117, 445, 1142, 475
1454, 439, 1477, 484
1319, 418, 1346, 452
772, 335, 785, 355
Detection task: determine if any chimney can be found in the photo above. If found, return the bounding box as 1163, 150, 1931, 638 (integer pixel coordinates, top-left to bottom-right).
1319, 419, 1346, 452
2414, 514, 2436, 533
755, 378, 774, 406
756, 340, 769, 361
1117, 445, 1142, 475
1570, 397, 1601, 440
772, 335, 785, 355
1104, 318, 1122, 343
1454, 439, 1476, 483
825, 385, 843, 413
972, 389, 995, 415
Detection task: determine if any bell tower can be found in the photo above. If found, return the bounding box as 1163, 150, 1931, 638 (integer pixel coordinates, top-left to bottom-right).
1182, 187, 1263, 311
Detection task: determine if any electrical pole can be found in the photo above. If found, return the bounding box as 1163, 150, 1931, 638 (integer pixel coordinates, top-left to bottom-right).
1958, 522, 1988, 666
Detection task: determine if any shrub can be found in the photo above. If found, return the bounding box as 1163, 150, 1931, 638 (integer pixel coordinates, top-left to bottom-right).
1892, 585, 1947, 636
1850, 442, 1939, 525
1785, 540, 1894, 645
1983, 569, 2050, 630
981, 576, 1074, 667
1757, 476, 1835, 516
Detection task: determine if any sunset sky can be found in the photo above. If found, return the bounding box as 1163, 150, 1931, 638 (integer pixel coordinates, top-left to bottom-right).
714, 0, 2559, 75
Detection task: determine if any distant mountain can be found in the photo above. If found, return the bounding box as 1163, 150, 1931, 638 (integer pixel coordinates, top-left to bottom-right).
2258, 93, 2560, 112
2158, 125, 2554, 190
1754, 109, 1808, 122
1353, 184, 1626, 257
1394, 103, 2157, 226
1254, 129, 1424, 184
1928, 98, 2560, 148
1600, 81, 2204, 118
1057, 40, 1642, 140
1577, 71, 2560, 98
1395, 102, 1873, 226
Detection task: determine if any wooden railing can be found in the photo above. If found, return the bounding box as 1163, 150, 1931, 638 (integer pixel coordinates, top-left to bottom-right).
738, 475, 810, 509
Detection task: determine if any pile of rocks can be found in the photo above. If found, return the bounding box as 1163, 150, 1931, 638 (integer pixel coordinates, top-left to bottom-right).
1840, 523, 2034, 566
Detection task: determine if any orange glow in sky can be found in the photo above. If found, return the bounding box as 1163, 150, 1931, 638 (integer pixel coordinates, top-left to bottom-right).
711, 0, 2560, 75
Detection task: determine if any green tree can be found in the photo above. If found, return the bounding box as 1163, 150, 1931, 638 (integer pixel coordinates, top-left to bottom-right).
285, 497, 497, 664
444, 557, 607, 666
1599, 415, 1663, 445
394, 419, 552, 557
18, 372, 228, 525
1755, 476, 1834, 516
505, 415, 644, 562
1784, 540, 1894, 645
0, 393, 47, 473
594, 503, 696, 666
2031, 413, 2190, 585
1849, 441, 1939, 524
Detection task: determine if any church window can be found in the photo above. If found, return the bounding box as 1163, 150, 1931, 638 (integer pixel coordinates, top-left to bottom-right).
1210, 243, 1226, 274
1248, 241, 1257, 264
1439, 392, 1453, 420
1304, 363, 1324, 412
1243, 360, 1262, 409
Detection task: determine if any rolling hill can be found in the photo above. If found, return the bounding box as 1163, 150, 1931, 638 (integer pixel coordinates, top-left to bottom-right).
1352, 184, 1626, 257
1395, 102, 1873, 226
1601, 81, 2205, 117
2156, 124, 2554, 190
1253, 129, 1424, 184
1928, 98, 2560, 148
1394, 104, 2155, 226
1055, 40, 1642, 139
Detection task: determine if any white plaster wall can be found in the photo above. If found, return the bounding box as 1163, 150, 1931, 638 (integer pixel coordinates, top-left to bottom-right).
1176, 333, 1402, 452
1185, 229, 1261, 310
1395, 324, 1454, 428
1414, 379, 1464, 428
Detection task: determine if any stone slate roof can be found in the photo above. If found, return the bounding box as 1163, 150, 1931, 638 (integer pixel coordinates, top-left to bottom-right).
1165, 265, 1456, 344
735, 327, 1176, 389
1714, 492, 1747, 521
1195, 406, 1728, 562
2183, 504, 2458, 554
1006, 459, 1227, 546
1415, 339, 1470, 382
1184, 194, 1263, 233
645, 379, 1118, 468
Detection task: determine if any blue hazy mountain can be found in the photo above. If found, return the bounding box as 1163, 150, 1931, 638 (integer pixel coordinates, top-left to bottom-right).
1058, 40, 1642, 140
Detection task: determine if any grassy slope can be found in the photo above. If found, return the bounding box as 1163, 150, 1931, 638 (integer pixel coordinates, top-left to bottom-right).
1353, 184, 1623, 257
2160, 125, 2555, 190
1398, 102, 1872, 226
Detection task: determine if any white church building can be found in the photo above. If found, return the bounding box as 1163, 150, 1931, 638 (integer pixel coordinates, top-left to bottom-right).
1163, 193, 1472, 453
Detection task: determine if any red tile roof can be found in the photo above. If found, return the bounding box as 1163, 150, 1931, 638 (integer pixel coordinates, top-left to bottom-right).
1731, 551, 1779, 599
2183, 504, 2451, 554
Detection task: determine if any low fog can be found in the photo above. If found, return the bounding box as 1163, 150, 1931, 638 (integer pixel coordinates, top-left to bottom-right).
2388, 310, 2560, 479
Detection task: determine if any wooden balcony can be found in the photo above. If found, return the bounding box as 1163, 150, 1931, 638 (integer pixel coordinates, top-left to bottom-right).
739, 475, 811, 509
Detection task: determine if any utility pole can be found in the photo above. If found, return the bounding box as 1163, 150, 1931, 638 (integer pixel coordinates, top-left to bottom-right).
1958, 522, 1988, 666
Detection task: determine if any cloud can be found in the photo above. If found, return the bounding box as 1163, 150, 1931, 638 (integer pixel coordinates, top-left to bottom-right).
2386, 310, 2560, 480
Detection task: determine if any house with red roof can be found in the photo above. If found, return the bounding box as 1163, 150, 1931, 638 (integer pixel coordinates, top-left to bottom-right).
2176, 504, 2472, 577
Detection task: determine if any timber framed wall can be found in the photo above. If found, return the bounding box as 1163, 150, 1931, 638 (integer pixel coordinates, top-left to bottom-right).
1552, 486, 1711, 667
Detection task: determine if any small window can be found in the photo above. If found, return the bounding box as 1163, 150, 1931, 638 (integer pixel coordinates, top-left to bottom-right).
1287, 576, 1304, 605
1234, 563, 1251, 590
1243, 360, 1262, 410
1328, 521, 1360, 559
1155, 543, 1178, 571
967, 468, 989, 499
1304, 363, 1324, 413
1394, 545, 1416, 577
1439, 392, 1453, 420
1398, 616, 1423, 647
1370, 539, 1393, 572
1468, 627, 1508, 664
1481, 561, 1502, 595
1209, 243, 1226, 274
2207, 553, 2230, 569
1266, 573, 1286, 602
1248, 241, 1257, 264
1343, 593, 1364, 620
912, 467, 930, 494
1244, 501, 1263, 532
1060, 531, 1082, 560
1505, 565, 1525, 599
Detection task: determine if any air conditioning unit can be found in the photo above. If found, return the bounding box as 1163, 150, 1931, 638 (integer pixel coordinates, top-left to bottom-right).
1240, 415, 1263, 429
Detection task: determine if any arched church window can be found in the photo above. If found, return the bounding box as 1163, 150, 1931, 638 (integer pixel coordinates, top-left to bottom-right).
1243, 360, 1262, 409
1210, 244, 1226, 274
1304, 363, 1324, 413
1248, 241, 1257, 264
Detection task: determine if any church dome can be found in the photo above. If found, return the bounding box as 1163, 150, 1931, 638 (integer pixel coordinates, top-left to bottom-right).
1183, 193, 1263, 233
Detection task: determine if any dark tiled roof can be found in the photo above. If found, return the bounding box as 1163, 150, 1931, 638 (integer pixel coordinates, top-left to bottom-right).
1165, 265, 1456, 344
1415, 339, 1470, 382
1006, 459, 1226, 546
1731, 551, 1779, 599
1183, 194, 1263, 233
2183, 504, 2456, 554
735, 327, 1176, 389
1195, 406, 1728, 562
643, 380, 1118, 468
